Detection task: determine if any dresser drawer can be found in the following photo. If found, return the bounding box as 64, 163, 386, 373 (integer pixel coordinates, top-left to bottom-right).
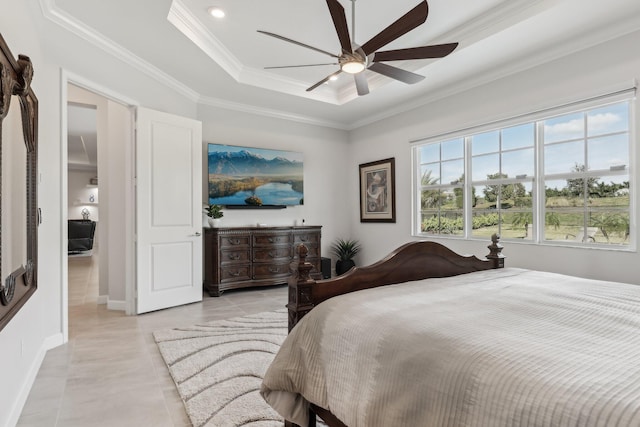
293, 232, 320, 245
253, 233, 292, 246
220, 249, 250, 265
253, 262, 291, 280
203, 226, 321, 297
292, 243, 320, 259
253, 247, 292, 262
220, 235, 250, 248
220, 264, 251, 283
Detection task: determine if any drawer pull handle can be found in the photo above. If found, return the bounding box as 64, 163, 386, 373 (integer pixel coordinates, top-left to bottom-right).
269, 267, 280, 273
227, 239, 241, 245
228, 254, 240, 260
299, 236, 308, 241
268, 237, 279, 243
268, 252, 276, 258
229, 271, 241, 277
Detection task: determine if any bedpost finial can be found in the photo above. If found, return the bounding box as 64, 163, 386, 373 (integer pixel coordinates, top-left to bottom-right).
487, 234, 505, 268
297, 243, 309, 261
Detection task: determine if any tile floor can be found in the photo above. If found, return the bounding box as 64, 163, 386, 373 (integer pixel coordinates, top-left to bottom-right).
17, 251, 288, 426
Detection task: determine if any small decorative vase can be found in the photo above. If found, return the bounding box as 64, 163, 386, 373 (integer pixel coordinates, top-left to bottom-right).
208, 218, 221, 228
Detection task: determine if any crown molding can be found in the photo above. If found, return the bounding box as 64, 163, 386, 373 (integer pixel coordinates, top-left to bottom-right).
349, 15, 640, 131
167, 0, 348, 105
40, 0, 200, 102
198, 95, 350, 130
40, 0, 349, 128
167, 0, 243, 79
238, 66, 342, 105
39, 0, 640, 133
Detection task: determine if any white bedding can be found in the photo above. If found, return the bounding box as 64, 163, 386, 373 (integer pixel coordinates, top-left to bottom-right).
260, 268, 640, 427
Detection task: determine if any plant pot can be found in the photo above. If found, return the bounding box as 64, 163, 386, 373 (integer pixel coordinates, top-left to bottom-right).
335, 259, 355, 276
208, 218, 221, 228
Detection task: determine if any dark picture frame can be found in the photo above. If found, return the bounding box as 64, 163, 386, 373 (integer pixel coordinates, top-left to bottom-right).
359, 158, 395, 223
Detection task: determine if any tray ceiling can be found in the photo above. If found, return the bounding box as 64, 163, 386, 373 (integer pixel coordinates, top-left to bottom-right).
49, 0, 640, 129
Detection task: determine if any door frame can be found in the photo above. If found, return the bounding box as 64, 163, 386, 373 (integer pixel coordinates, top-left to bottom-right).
60, 70, 139, 342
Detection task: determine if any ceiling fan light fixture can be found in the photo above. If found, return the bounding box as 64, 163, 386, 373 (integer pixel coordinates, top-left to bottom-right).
208, 7, 225, 18
341, 60, 365, 74
258, 0, 458, 96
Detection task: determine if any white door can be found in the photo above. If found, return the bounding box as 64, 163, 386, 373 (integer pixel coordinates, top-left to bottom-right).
136, 107, 203, 314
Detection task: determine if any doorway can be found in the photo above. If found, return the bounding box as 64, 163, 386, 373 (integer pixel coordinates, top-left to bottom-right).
60, 73, 203, 342
62, 78, 136, 342
67, 101, 100, 335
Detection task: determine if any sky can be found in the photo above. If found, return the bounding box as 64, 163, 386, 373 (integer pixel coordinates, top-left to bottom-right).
419, 101, 629, 185
208, 143, 304, 162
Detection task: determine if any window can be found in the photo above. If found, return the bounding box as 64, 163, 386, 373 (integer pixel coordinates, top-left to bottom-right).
542, 103, 630, 245
413, 97, 633, 248
470, 126, 535, 241
417, 138, 464, 236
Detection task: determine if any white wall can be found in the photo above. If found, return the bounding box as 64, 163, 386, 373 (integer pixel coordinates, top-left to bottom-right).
349, 29, 640, 285
104, 100, 132, 304
0, 0, 201, 424
1, 2, 351, 423
2, 1, 637, 425
198, 105, 352, 257
66, 86, 133, 307
67, 86, 111, 302
68, 170, 99, 221
0, 2, 61, 426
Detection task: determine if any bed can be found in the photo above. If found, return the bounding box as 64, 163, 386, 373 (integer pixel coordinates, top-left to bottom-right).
260, 235, 640, 427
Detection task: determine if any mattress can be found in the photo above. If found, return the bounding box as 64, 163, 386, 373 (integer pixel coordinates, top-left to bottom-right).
261, 268, 640, 426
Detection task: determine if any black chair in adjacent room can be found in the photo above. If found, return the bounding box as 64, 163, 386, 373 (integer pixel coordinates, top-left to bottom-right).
68, 219, 96, 254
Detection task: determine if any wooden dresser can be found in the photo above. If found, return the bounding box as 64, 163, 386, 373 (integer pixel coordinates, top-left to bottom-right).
203, 226, 322, 296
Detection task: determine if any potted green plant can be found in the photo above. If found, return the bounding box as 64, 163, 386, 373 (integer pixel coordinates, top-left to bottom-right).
331, 238, 362, 276
206, 204, 224, 227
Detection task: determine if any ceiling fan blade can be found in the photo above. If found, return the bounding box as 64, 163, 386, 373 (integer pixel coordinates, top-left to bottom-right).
326, 0, 353, 54
368, 62, 425, 84
265, 63, 339, 69
361, 1, 428, 56
306, 70, 343, 92
373, 43, 459, 62
257, 30, 339, 58
354, 73, 369, 96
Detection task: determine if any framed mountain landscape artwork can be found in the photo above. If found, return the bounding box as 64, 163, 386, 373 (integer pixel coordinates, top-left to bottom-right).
207, 144, 304, 207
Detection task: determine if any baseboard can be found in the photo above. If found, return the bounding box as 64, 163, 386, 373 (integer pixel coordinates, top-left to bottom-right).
6, 332, 63, 427
97, 295, 108, 305
43, 333, 64, 350
107, 299, 126, 311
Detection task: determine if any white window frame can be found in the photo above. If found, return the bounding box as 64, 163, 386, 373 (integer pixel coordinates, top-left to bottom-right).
412, 88, 636, 251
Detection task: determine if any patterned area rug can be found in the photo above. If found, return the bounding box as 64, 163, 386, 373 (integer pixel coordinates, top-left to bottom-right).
154, 309, 288, 427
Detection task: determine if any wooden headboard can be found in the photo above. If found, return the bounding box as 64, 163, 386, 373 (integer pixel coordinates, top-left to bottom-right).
286, 235, 504, 331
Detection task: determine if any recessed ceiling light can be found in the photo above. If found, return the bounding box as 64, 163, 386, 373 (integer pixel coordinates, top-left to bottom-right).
208, 7, 225, 18
329, 75, 338, 81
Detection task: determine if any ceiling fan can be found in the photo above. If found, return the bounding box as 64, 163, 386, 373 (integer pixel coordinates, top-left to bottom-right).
258, 0, 458, 96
